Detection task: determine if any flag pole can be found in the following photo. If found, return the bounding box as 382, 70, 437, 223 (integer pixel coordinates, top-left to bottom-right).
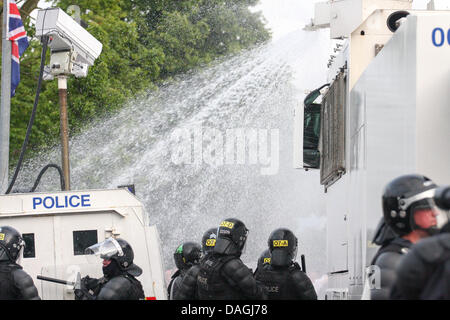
0, 0, 12, 194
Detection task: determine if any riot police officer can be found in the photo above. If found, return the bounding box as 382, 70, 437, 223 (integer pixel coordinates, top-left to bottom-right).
168, 241, 201, 300
370, 174, 445, 300
0, 226, 40, 300
77, 237, 145, 300
173, 228, 217, 300
195, 218, 266, 300
254, 228, 317, 300
390, 223, 450, 299
390, 185, 450, 299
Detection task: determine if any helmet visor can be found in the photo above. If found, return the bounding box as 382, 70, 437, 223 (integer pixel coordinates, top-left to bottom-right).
400, 188, 436, 211
85, 238, 123, 263
410, 197, 449, 232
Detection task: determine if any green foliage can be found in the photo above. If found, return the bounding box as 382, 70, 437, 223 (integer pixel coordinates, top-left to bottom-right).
8, 0, 270, 164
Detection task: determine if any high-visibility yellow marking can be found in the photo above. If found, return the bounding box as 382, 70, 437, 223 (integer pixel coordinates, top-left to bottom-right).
273, 240, 288, 247
220, 221, 234, 229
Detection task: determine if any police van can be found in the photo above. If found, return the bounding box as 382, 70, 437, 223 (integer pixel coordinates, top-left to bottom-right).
0, 188, 167, 300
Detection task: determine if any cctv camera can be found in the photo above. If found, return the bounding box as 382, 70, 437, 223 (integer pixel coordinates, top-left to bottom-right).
35, 8, 102, 67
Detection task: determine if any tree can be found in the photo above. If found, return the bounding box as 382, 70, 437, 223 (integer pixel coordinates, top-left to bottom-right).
7, 0, 270, 163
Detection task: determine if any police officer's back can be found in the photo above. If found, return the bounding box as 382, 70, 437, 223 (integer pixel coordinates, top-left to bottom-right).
0, 226, 40, 300
174, 228, 217, 300
390, 223, 450, 299
254, 228, 317, 300
196, 218, 266, 300
168, 241, 201, 300
77, 237, 145, 300
370, 174, 444, 300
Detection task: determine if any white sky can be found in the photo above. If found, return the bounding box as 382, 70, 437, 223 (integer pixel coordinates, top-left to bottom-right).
256, 0, 433, 39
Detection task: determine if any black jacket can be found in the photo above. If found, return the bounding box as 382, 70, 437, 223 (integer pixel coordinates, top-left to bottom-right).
196, 253, 266, 300
75, 273, 145, 300
0, 262, 40, 300
370, 237, 413, 300
254, 262, 317, 300
96, 274, 145, 300
173, 265, 202, 300
168, 269, 186, 300
390, 233, 450, 300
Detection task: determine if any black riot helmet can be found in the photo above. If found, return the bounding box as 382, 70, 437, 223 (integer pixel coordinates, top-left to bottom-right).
213, 218, 249, 256
202, 228, 217, 253
382, 174, 444, 236
85, 237, 142, 277
174, 242, 202, 271
268, 228, 298, 267
0, 226, 25, 263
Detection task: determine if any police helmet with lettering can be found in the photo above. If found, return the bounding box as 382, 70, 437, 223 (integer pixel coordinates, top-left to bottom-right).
268, 228, 298, 267
382, 174, 439, 236
0, 226, 25, 263
202, 228, 217, 253
174, 242, 202, 271
257, 249, 271, 270
214, 218, 249, 256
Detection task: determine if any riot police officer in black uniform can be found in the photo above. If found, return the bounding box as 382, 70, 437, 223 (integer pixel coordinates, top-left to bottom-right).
254, 228, 317, 300
0, 226, 40, 300
390, 185, 450, 300
77, 237, 145, 300
174, 228, 217, 300
370, 174, 443, 300
195, 218, 266, 300
168, 241, 201, 300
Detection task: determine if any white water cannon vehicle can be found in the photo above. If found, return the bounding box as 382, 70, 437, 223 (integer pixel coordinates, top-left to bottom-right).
294, 0, 450, 299
0, 187, 167, 300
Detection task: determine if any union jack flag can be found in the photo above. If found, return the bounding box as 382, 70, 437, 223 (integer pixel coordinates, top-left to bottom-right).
7, 0, 29, 97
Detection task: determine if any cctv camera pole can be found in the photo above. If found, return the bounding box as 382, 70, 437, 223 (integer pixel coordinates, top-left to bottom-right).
32, 8, 102, 193
58, 76, 70, 190
0, 0, 12, 194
